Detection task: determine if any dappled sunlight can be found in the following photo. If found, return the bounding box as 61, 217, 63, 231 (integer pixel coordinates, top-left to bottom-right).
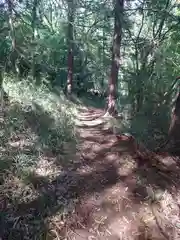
1, 0, 180, 238
65, 108, 180, 239
8, 138, 35, 149
0, 80, 81, 238
0, 74, 180, 240
4, 77, 78, 124
117, 158, 138, 177
1, 174, 40, 206
108, 216, 140, 239
2, 98, 180, 239
159, 191, 180, 226
34, 157, 62, 177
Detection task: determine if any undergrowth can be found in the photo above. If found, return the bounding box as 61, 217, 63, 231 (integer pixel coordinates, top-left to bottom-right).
0, 75, 80, 239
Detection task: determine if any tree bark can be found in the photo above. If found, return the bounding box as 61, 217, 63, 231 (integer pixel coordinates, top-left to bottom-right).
67, 0, 74, 95
31, 0, 38, 80
169, 89, 180, 138
106, 0, 124, 114
165, 77, 180, 154
101, 16, 106, 89
7, 0, 18, 73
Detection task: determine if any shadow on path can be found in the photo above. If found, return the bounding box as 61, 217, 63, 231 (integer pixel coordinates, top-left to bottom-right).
1, 107, 180, 239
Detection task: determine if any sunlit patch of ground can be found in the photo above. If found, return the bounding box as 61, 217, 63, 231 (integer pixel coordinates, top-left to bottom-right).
0, 79, 79, 239
62, 108, 180, 240
1, 85, 180, 240
34, 157, 62, 177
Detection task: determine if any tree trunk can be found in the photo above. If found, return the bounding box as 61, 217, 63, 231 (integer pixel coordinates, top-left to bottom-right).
155, 79, 180, 153
31, 0, 38, 80
7, 0, 18, 74
106, 0, 124, 114
168, 86, 180, 154
0, 71, 8, 117
67, 0, 74, 95
136, 70, 144, 112
101, 17, 106, 89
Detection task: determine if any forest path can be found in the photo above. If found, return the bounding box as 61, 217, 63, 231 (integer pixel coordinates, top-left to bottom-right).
2, 106, 180, 240
68, 107, 180, 240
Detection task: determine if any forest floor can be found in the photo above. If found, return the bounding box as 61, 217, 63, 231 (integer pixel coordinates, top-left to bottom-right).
1, 102, 180, 240
63, 107, 180, 240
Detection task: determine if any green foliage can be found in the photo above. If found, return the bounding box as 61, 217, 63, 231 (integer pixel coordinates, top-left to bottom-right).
1, 0, 180, 238
0, 0, 178, 146
1, 76, 77, 178
0, 74, 79, 236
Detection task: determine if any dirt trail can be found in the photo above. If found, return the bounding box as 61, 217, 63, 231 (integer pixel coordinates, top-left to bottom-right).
67, 108, 180, 240
2, 107, 180, 239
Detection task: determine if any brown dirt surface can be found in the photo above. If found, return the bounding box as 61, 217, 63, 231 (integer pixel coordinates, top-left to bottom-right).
2, 107, 180, 240
64, 108, 180, 240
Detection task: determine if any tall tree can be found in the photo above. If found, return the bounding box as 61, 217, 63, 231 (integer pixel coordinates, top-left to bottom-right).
31, 0, 38, 80
167, 77, 180, 152
7, 0, 17, 73
106, 0, 124, 114
67, 0, 75, 94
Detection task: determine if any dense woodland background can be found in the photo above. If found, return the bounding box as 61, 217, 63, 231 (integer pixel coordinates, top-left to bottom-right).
1, 0, 180, 239
1, 0, 180, 146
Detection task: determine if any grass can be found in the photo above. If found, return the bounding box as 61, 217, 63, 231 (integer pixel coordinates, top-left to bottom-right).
0, 75, 174, 239
0, 75, 80, 239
